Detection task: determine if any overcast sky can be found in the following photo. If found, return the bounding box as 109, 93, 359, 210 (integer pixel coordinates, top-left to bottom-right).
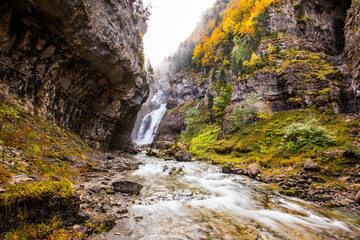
142, 0, 216, 67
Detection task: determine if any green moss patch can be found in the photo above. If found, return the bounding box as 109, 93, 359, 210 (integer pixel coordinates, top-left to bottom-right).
0, 101, 98, 180
181, 107, 357, 174
0, 180, 73, 209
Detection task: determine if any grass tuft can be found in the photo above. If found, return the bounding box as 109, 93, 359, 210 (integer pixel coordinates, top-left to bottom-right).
0, 180, 73, 209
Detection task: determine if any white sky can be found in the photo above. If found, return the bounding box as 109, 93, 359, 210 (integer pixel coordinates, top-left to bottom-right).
143, 0, 216, 67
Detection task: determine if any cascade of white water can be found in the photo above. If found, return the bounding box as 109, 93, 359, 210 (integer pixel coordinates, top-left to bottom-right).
135, 90, 167, 145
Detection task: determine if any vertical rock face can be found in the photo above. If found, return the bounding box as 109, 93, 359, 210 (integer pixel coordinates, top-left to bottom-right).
156, 0, 359, 142
0, 0, 149, 151
268, 0, 350, 55
344, 0, 360, 87
230, 0, 355, 113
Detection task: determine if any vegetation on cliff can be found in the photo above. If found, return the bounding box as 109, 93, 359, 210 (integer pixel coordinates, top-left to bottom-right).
167, 98, 360, 207
153, 0, 359, 210
0, 102, 96, 181
0, 101, 108, 239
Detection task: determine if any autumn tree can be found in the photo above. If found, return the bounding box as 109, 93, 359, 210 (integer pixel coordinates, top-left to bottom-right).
191, 0, 278, 69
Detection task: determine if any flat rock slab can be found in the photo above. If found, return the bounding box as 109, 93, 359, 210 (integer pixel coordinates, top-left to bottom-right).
112, 181, 143, 195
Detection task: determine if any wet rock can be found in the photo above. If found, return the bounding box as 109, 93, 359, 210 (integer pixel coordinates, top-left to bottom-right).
134, 216, 143, 222
151, 141, 174, 150
303, 160, 320, 172
222, 166, 233, 174
175, 150, 192, 162
147, 149, 160, 157
355, 191, 360, 204
154, 104, 186, 142
163, 165, 184, 174
169, 167, 183, 175
246, 164, 261, 178
112, 181, 143, 195
117, 208, 128, 214
232, 168, 243, 175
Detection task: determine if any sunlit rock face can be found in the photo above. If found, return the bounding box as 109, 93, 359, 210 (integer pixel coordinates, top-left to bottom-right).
0, 0, 149, 151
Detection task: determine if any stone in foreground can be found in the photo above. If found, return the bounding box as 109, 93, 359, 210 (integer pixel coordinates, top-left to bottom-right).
112, 181, 143, 195
303, 159, 320, 172
222, 166, 233, 174
175, 150, 192, 162
246, 164, 261, 178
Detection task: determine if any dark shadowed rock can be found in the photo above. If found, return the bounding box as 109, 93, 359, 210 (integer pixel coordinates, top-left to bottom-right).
175, 150, 192, 162
246, 164, 261, 178
112, 181, 143, 195
146, 148, 160, 157
222, 166, 233, 174
0, 0, 149, 152
154, 107, 186, 142
232, 168, 243, 175
151, 141, 174, 150
0, 195, 87, 233
303, 160, 320, 172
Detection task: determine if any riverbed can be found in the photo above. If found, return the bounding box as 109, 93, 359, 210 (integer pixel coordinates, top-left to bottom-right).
95, 153, 360, 240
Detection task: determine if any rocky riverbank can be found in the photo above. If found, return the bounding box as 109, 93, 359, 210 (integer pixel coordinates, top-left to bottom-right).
147, 138, 360, 214
84, 153, 360, 240
0, 101, 146, 238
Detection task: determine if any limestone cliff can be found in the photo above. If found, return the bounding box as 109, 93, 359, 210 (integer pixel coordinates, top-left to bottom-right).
155, 0, 359, 142
0, 0, 149, 152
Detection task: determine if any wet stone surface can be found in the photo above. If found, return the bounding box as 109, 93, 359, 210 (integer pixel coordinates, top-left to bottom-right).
89, 153, 360, 240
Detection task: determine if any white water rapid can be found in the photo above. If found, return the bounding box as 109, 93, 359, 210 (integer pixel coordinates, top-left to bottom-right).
135, 90, 167, 145
95, 153, 360, 240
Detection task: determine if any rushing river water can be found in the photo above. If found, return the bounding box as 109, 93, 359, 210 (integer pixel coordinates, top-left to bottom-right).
100, 153, 360, 240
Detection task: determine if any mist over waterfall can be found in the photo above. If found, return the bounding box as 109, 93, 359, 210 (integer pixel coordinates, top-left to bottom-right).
134, 90, 167, 145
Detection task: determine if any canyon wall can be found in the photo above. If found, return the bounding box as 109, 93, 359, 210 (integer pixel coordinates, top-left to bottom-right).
0, 0, 149, 152
155, 0, 359, 142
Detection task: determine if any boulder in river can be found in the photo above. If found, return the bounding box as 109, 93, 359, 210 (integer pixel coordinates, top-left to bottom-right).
147, 148, 160, 157
303, 159, 320, 172
112, 181, 143, 195
246, 164, 261, 178
222, 166, 233, 174
175, 150, 192, 162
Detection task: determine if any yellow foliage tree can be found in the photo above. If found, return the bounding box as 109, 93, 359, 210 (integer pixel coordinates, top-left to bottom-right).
192, 0, 279, 68
249, 53, 259, 66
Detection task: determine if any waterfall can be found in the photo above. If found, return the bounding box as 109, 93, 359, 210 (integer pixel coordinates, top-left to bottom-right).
135, 90, 167, 145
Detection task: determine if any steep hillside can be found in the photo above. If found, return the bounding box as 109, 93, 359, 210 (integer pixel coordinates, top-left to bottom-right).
0, 0, 149, 152
158, 0, 358, 140
153, 0, 360, 209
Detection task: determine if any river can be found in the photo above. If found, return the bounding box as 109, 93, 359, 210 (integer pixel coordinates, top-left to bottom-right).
97, 153, 360, 240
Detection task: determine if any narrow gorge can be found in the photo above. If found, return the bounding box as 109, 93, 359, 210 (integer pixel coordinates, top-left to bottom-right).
0, 0, 360, 239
